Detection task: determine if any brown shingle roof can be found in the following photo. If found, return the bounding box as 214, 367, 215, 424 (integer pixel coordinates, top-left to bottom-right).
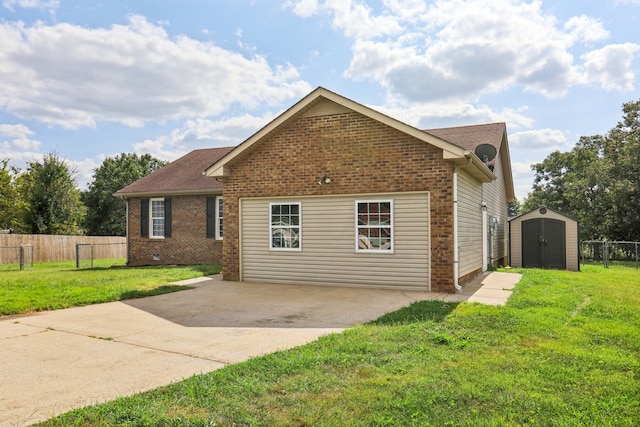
424, 122, 506, 166
114, 147, 234, 197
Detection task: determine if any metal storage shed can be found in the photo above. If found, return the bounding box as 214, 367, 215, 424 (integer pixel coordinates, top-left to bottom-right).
509, 206, 580, 271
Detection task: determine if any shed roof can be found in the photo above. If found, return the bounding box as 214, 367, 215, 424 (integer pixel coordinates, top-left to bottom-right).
114, 147, 234, 198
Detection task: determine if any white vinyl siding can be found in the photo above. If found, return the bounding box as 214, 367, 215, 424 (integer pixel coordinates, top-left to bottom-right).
240, 192, 430, 290
483, 151, 509, 264
457, 169, 483, 277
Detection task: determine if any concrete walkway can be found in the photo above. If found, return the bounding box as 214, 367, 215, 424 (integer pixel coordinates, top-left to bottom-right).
0, 272, 520, 426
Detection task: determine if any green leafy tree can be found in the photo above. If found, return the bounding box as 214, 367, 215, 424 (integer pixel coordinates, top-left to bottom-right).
0, 159, 28, 232
82, 153, 167, 236
524, 99, 640, 241
23, 153, 86, 235
508, 199, 522, 218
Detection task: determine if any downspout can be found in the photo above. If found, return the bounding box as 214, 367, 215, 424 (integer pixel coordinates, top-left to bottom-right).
482, 200, 488, 272
453, 170, 462, 291
453, 157, 473, 291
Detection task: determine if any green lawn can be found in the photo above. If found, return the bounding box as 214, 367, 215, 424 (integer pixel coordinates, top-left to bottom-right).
42, 264, 640, 426
0, 259, 221, 316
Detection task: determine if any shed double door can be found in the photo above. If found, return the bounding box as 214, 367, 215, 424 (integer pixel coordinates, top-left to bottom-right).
522, 218, 566, 269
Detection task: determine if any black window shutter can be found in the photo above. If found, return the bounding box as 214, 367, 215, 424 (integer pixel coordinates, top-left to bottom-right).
206, 197, 215, 238
140, 198, 149, 237
164, 198, 172, 238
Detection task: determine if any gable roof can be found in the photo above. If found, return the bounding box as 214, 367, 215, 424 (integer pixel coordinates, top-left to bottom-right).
114, 147, 234, 198
204, 87, 497, 183
426, 122, 515, 201
425, 123, 505, 167
508, 205, 578, 222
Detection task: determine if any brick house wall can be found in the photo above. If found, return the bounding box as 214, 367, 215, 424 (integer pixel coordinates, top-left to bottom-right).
127, 195, 222, 266
221, 111, 456, 292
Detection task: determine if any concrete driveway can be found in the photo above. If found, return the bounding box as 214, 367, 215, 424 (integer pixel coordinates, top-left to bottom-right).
0, 272, 520, 426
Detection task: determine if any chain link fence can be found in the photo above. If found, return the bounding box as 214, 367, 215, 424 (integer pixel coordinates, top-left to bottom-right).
0, 245, 34, 270
76, 242, 127, 269
581, 240, 640, 268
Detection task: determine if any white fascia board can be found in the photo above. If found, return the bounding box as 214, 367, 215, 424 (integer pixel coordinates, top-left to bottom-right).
204, 87, 473, 178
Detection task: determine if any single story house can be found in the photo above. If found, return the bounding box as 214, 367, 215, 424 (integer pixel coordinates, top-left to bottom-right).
116, 88, 515, 293
114, 147, 233, 266
202, 87, 516, 293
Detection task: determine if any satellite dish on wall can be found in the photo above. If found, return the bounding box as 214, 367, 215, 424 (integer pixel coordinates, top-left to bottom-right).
474, 144, 497, 164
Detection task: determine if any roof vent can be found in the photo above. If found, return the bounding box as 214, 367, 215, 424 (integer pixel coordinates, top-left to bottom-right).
474, 144, 497, 164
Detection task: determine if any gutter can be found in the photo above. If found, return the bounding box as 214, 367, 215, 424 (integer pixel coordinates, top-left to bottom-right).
113, 189, 223, 199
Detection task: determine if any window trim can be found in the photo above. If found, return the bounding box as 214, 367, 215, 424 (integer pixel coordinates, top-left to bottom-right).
215, 196, 223, 240
355, 199, 394, 253
149, 197, 165, 239
269, 202, 302, 251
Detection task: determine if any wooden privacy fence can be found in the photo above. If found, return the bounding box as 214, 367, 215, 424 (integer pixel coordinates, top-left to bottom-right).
0, 234, 126, 264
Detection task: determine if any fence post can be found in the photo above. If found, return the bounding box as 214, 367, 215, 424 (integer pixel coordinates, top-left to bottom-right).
75, 243, 80, 269
636, 242, 639, 270
19, 245, 24, 270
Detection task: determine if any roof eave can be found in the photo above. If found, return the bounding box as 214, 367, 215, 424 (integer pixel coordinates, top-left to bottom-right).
113, 188, 223, 199
499, 131, 517, 202
448, 151, 496, 182
205, 87, 471, 177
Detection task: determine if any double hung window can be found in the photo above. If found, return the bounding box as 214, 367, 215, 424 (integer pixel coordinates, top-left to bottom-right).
216, 197, 223, 239
206, 196, 223, 239
270, 202, 301, 250
150, 198, 165, 238
356, 200, 393, 252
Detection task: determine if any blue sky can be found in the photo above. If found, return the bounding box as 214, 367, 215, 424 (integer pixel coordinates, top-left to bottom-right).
1, 0, 639, 200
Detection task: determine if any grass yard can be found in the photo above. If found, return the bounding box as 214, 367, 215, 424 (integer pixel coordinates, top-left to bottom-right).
0, 260, 221, 316
42, 264, 640, 426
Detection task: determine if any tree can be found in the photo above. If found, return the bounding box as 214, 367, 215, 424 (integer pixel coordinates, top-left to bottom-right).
508, 199, 522, 218
524, 99, 640, 241
82, 153, 167, 236
23, 153, 86, 235
0, 159, 28, 232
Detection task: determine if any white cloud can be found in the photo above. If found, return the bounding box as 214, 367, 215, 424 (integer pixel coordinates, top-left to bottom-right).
2, 0, 58, 11
511, 161, 538, 201
374, 102, 534, 130
285, 0, 319, 17
133, 113, 274, 162
581, 43, 640, 91
68, 157, 100, 190
0, 123, 41, 151
563, 15, 609, 44
0, 15, 311, 129
287, 0, 403, 38
288, 0, 638, 102
323, 0, 403, 39
510, 128, 569, 151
